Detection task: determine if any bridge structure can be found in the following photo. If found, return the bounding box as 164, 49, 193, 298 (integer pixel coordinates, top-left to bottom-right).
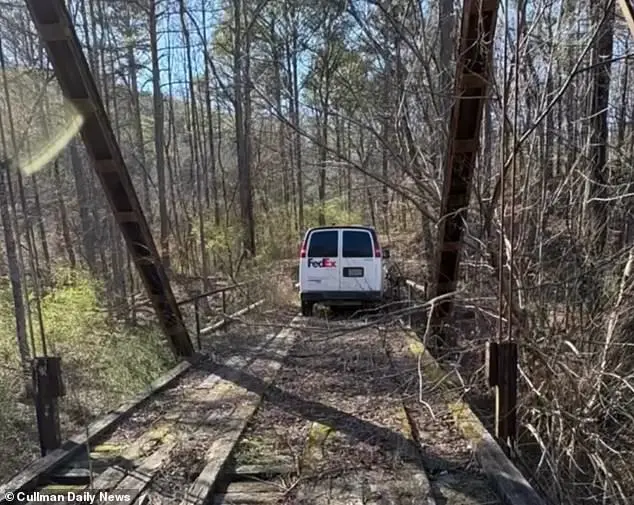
4, 0, 634, 504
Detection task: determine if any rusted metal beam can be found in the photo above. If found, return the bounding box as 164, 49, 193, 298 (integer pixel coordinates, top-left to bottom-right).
31, 356, 64, 456
24, 0, 194, 357
430, 0, 500, 340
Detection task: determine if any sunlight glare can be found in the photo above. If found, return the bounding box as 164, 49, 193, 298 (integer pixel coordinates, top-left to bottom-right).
17, 105, 84, 176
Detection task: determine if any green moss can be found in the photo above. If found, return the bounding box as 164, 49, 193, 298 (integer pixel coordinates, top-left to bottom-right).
404, 331, 485, 446
303, 421, 334, 467
408, 339, 425, 356
448, 401, 484, 443
41, 485, 86, 493
395, 405, 413, 440
92, 443, 124, 453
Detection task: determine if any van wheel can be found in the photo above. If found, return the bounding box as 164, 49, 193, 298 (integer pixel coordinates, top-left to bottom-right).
301, 301, 313, 316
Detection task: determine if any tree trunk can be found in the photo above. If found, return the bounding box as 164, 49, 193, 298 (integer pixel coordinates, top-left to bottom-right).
150, 0, 170, 268
289, 12, 304, 230
202, 1, 220, 227
69, 140, 97, 272
233, 0, 256, 257
585, 0, 614, 255
0, 160, 30, 383
53, 158, 76, 268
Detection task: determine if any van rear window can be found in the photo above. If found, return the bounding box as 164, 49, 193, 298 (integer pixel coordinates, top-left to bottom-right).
342, 230, 373, 258
307, 230, 338, 257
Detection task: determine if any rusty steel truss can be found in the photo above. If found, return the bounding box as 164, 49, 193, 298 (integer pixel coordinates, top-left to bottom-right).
24, 0, 194, 358
430, 0, 500, 335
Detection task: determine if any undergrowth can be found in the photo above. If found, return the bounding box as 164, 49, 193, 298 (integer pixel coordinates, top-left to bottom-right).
0, 268, 175, 478
196, 198, 364, 273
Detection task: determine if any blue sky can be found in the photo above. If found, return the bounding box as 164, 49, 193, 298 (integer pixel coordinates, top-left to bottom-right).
59, 0, 631, 121
144, 0, 313, 106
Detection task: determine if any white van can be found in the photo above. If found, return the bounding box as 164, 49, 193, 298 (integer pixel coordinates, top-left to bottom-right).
298, 225, 389, 316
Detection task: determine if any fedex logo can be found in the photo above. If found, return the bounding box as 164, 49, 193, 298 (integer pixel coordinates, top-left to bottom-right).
308, 257, 337, 268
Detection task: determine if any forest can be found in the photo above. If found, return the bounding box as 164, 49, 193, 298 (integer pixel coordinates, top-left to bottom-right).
0, 0, 633, 504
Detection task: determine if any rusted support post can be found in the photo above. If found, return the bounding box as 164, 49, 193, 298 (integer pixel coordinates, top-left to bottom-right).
32, 357, 65, 456
430, 0, 500, 346
488, 340, 518, 455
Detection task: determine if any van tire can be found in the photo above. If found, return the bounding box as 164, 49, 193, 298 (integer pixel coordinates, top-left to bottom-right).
301, 301, 313, 317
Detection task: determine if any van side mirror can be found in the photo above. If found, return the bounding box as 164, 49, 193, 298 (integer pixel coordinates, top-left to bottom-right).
383, 248, 390, 259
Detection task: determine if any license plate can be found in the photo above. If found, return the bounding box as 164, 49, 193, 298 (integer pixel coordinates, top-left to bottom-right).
347, 268, 363, 277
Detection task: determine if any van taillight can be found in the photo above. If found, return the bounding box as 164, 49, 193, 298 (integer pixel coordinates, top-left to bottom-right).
371, 231, 381, 257
300, 241, 307, 258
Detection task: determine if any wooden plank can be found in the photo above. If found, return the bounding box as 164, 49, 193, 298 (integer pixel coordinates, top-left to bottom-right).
91, 422, 179, 489
39, 484, 84, 494
0, 360, 192, 502
220, 482, 280, 494
27, 427, 170, 505
87, 467, 127, 493
213, 480, 281, 505
93, 334, 277, 502
365, 473, 432, 505
231, 461, 295, 477
293, 471, 376, 505
180, 320, 301, 505
98, 441, 177, 504
212, 492, 279, 505
400, 328, 546, 505
24, 345, 273, 503
48, 468, 91, 485
89, 345, 273, 501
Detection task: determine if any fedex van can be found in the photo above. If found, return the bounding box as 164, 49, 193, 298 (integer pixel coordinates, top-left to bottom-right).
298, 225, 389, 316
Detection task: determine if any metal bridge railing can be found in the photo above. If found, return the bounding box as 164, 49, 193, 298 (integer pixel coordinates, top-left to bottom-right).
176, 281, 259, 351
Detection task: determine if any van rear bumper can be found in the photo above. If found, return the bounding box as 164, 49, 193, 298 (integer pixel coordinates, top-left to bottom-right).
301, 291, 382, 303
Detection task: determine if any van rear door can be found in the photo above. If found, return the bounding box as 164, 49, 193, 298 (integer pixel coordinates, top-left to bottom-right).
301, 229, 340, 292
339, 229, 381, 293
